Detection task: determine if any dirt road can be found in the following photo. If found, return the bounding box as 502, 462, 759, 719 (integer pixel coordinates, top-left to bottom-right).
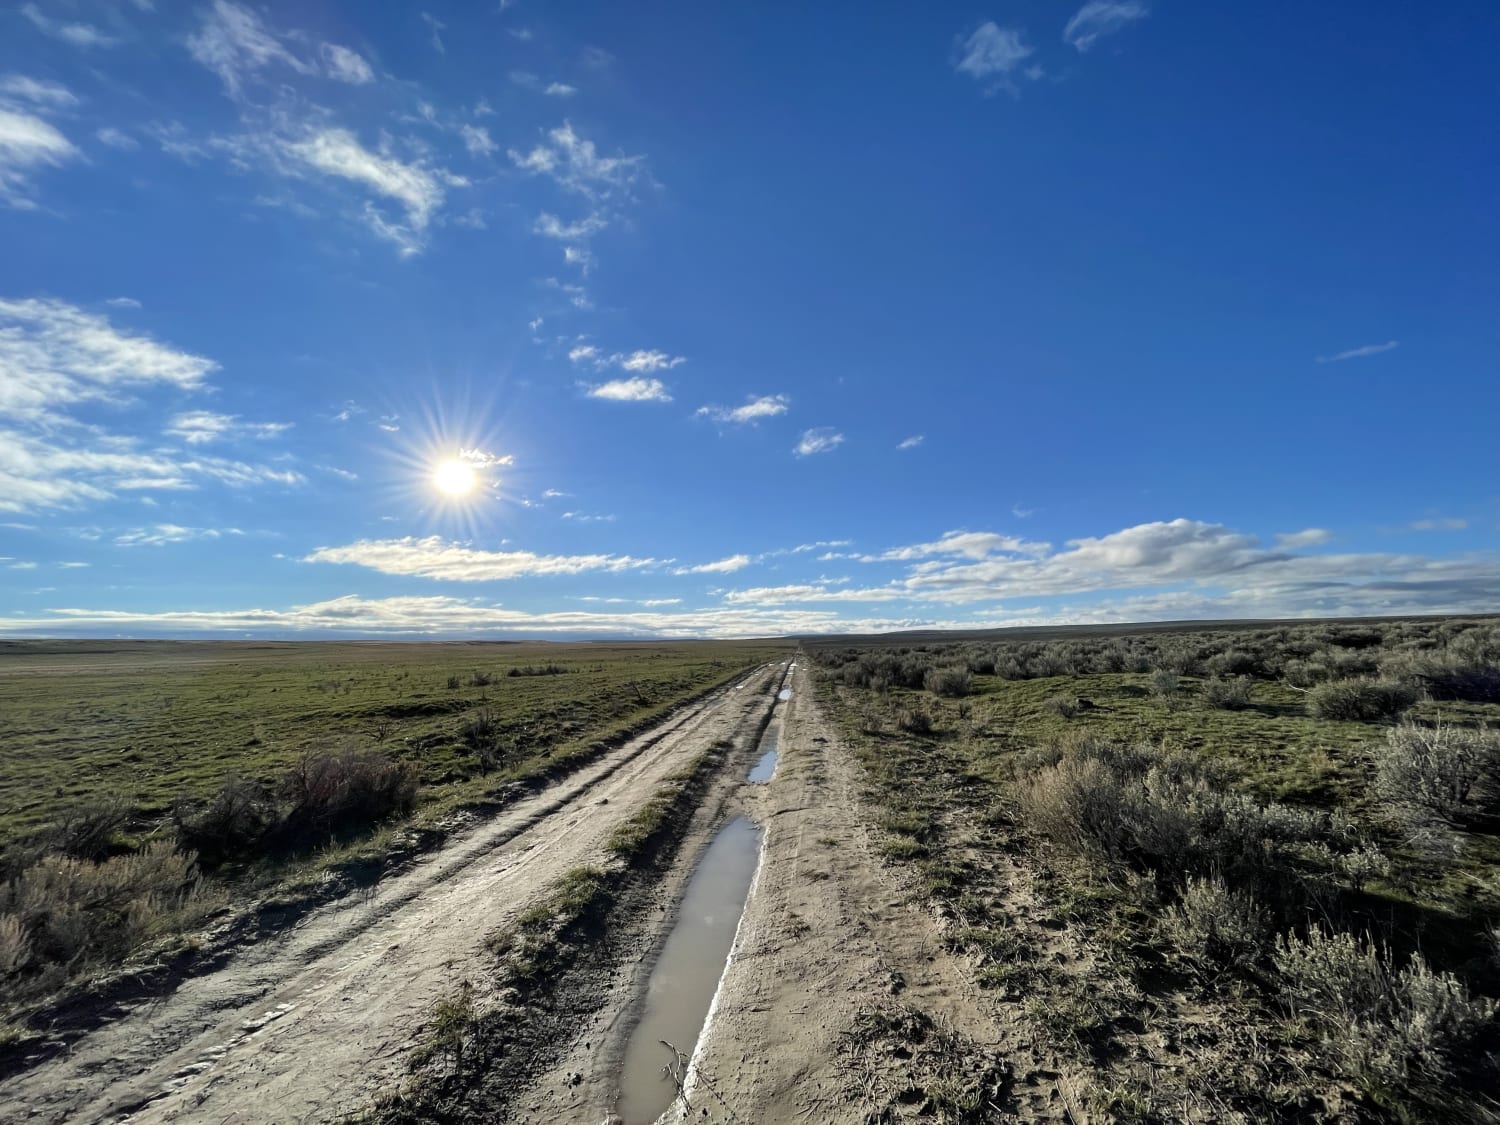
0, 664, 785, 1125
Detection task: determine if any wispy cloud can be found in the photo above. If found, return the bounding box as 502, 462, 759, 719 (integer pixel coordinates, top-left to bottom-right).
586, 377, 672, 403
0, 78, 81, 208
794, 428, 845, 457
165, 410, 292, 445
420, 12, 446, 54
1063, 2, 1150, 53
305, 536, 655, 581
509, 122, 645, 202
569, 346, 686, 373
534, 212, 607, 240
1276, 528, 1332, 548
896, 434, 923, 450
674, 554, 752, 575
697, 395, 790, 425
1408, 518, 1468, 532
1317, 340, 1399, 363
187, 1, 314, 97
954, 23, 1036, 91
0, 298, 301, 511
459, 124, 496, 157
545, 83, 577, 97
116, 524, 245, 547
20, 3, 118, 49
320, 43, 374, 85
281, 128, 456, 254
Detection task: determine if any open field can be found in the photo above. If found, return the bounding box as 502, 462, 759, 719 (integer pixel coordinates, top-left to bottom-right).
2, 618, 1499, 1123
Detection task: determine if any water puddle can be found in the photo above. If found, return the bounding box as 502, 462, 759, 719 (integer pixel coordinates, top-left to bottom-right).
747, 722, 778, 783
777, 688, 792, 701
614, 816, 763, 1125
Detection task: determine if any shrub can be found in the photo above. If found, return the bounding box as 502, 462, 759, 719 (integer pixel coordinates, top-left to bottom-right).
1373, 723, 1500, 828
895, 707, 933, 735
469, 670, 494, 687
1384, 652, 1500, 704
1274, 927, 1498, 1098
924, 665, 972, 698
173, 775, 278, 868
1204, 650, 1260, 678
1200, 676, 1252, 711
1307, 677, 1417, 722
0, 913, 30, 976
3, 841, 199, 971
446, 674, 461, 689
1149, 669, 1183, 703
1160, 876, 1269, 971
461, 707, 499, 752
45, 797, 131, 861
1042, 695, 1079, 719
1013, 735, 1326, 891
281, 750, 418, 835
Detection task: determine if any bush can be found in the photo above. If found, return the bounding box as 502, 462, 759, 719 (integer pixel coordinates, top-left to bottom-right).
1373, 723, 1500, 829
1149, 669, 1182, 703
924, 665, 972, 698
173, 775, 278, 868
1160, 876, 1269, 971
1013, 734, 1327, 890
1204, 649, 1261, 678
1200, 676, 1252, 711
469, 670, 494, 687
1274, 927, 1498, 1099
1042, 695, 1079, 719
1307, 677, 1418, 722
45, 797, 131, 861
0, 913, 30, 976
281, 750, 418, 835
895, 707, 933, 735
1384, 652, 1500, 704
2, 841, 199, 972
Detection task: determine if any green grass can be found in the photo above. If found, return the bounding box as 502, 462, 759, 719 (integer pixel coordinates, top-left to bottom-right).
0, 639, 783, 858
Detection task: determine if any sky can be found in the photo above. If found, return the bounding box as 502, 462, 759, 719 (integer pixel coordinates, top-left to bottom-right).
1, 1, 1498, 639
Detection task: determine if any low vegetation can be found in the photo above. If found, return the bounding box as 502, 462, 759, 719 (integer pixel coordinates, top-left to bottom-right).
810, 616, 1500, 1121
0, 639, 777, 1027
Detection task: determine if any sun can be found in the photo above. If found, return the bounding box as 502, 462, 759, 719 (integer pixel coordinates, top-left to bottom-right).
432, 459, 477, 496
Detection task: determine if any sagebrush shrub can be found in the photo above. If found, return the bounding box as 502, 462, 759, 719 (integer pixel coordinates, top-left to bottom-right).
924, 666, 973, 698
174, 775, 277, 867
1307, 677, 1417, 721
1373, 723, 1500, 829
1274, 927, 1497, 1095
281, 750, 419, 833
1200, 676, 1252, 711
1161, 876, 1269, 971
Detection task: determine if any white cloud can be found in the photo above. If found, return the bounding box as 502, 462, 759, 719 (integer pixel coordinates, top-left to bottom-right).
0, 106, 79, 208
96, 127, 139, 151
305, 536, 655, 581
420, 12, 446, 54
165, 410, 292, 445
546, 83, 577, 97
674, 554, 752, 575
896, 434, 923, 450
1409, 518, 1468, 532
509, 121, 645, 201
616, 349, 684, 373
0, 298, 301, 511
955, 23, 1034, 85
321, 43, 374, 85
1317, 340, 1399, 363
115, 524, 245, 547
568, 344, 599, 364
1276, 528, 1332, 549
697, 395, 790, 425
20, 3, 118, 49
187, 1, 314, 97
534, 212, 607, 240
104, 296, 142, 308
794, 428, 844, 457
586, 377, 672, 403
1063, 1, 1150, 52
0, 76, 78, 108
459, 124, 496, 157
282, 128, 451, 254
869, 530, 1048, 562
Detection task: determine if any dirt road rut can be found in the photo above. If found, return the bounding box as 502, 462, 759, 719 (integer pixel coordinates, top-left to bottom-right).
1, 665, 785, 1125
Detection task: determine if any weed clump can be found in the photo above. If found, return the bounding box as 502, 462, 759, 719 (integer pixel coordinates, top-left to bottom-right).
924, 665, 973, 698
1200, 675, 1253, 711
1160, 876, 1269, 972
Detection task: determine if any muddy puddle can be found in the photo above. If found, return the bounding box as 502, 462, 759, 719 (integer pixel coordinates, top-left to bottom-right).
777, 688, 792, 701
747, 725, 777, 783
613, 816, 763, 1125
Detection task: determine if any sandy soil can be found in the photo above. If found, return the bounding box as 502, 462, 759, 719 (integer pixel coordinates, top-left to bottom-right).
665, 661, 1080, 1124
0, 666, 784, 1125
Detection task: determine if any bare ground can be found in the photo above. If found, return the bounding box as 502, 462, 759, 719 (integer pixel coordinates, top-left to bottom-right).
0, 665, 786, 1125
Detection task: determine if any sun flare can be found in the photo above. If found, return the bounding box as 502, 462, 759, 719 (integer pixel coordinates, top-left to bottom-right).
433, 459, 477, 496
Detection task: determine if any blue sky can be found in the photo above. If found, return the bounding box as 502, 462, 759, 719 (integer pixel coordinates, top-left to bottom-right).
1, 0, 1497, 638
